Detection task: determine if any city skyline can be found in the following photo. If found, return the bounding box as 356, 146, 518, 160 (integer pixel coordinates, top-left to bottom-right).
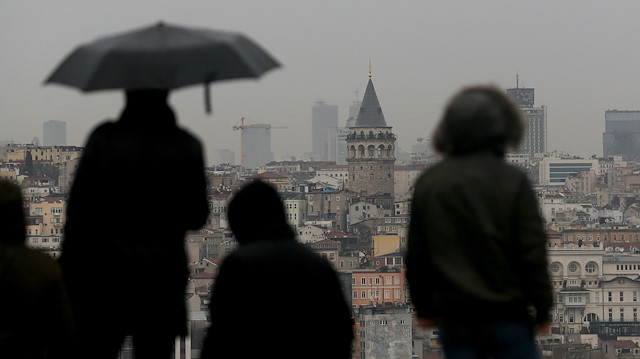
3, 2, 640, 165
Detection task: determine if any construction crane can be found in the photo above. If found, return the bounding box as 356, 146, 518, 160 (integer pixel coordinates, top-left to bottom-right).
232, 117, 287, 169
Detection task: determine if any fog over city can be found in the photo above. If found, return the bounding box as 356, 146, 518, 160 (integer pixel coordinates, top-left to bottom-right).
2, 1, 640, 163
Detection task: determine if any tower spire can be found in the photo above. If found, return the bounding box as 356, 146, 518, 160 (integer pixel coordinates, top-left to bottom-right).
369, 59, 372, 78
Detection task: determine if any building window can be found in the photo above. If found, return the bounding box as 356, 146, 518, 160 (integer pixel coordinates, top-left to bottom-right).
375, 277, 381, 285
568, 262, 578, 273
609, 292, 613, 302
353, 291, 358, 299
621, 308, 625, 321
621, 292, 625, 302
634, 292, 637, 302
361, 278, 366, 285
609, 309, 613, 322
586, 262, 597, 274
361, 291, 366, 299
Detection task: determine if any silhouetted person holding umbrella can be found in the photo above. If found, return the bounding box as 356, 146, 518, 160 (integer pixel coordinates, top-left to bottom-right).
61, 90, 209, 359
0, 180, 75, 359
202, 180, 353, 359
405, 85, 552, 359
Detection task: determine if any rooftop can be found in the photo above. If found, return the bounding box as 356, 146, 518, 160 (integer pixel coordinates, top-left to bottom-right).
352, 78, 388, 128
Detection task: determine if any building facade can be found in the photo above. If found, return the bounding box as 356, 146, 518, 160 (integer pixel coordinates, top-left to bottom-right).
353, 305, 412, 359
350, 269, 406, 307
603, 110, 640, 161
539, 158, 599, 186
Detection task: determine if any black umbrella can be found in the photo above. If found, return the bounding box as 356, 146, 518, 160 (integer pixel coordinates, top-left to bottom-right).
45, 22, 280, 113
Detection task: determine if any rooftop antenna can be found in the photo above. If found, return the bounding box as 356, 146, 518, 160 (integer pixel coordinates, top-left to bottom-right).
369, 59, 372, 78
516, 74, 519, 88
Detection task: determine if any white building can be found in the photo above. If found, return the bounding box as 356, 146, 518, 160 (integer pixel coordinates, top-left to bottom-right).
547, 247, 640, 338
296, 224, 325, 244
282, 194, 307, 231
539, 158, 599, 186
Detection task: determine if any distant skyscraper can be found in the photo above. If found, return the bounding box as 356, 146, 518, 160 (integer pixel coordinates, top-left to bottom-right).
333, 100, 362, 164
311, 101, 338, 161
603, 110, 640, 161
43, 120, 66, 146
244, 125, 273, 170
349, 99, 362, 119
506, 87, 547, 154
334, 127, 350, 165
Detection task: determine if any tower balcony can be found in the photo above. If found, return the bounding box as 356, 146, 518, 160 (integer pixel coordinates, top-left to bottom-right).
346, 133, 396, 141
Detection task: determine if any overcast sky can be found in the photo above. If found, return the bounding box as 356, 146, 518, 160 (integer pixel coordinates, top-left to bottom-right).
2, 1, 640, 164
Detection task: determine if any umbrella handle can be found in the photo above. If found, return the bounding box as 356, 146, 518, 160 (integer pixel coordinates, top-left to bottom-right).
204, 82, 212, 115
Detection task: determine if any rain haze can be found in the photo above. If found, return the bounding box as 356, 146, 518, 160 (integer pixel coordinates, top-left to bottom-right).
2, 1, 640, 163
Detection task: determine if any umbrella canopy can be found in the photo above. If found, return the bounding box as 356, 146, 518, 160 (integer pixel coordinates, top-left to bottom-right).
45, 22, 280, 111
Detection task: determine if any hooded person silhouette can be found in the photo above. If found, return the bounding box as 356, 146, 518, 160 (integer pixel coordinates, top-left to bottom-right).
0, 180, 75, 359
406, 85, 552, 359
202, 180, 353, 359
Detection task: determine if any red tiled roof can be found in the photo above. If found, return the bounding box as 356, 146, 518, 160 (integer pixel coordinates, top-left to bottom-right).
250, 172, 287, 179
326, 230, 355, 239
611, 340, 638, 349
190, 272, 215, 279
207, 258, 224, 266
312, 239, 338, 245
209, 193, 230, 199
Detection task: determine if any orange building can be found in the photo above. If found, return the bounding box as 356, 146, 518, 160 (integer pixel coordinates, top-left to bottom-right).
350, 268, 406, 307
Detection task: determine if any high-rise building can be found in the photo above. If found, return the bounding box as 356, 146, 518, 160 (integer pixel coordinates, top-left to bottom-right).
346, 74, 395, 201
506, 87, 547, 154
311, 101, 338, 161
43, 120, 66, 146
333, 100, 362, 165
334, 127, 350, 165
603, 110, 640, 161
244, 125, 273, 170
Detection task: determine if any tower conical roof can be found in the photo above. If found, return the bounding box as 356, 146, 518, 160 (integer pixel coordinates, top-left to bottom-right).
353, 78, 388, 128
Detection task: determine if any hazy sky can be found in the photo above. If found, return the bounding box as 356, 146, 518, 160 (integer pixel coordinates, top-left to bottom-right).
2, 1, 640, 164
